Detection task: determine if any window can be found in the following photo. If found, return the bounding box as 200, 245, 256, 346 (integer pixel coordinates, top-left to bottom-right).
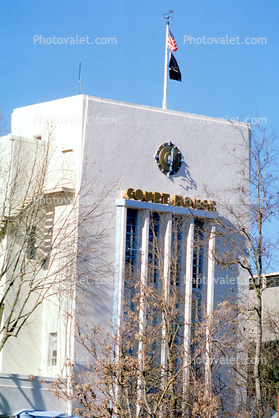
125, 209, 137, 273
249, 274, 279, 290
171, 215, 182, 289
170, 215, 184, 360
147, 212, 161, 358
49, 332, 58, 366
191, 219, 204, 354
148, 212, 160, 284
193, 219, 204, 290
27, 226, 36, 259
124, 209, 138, 312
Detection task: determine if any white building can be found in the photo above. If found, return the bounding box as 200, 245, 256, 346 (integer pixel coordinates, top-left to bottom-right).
0, 95, 250, 416
249, 272, 279, 342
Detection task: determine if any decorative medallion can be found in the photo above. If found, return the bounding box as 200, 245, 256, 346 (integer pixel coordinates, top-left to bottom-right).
154, 141, 183, 177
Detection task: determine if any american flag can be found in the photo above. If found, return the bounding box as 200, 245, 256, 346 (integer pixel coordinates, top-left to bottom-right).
167, 28, 178, 52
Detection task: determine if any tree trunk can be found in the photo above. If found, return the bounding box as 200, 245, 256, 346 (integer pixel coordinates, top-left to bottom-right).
254, 282, 263, 416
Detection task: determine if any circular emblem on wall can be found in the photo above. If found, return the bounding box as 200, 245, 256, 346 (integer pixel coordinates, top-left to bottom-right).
154, 141, 183, 177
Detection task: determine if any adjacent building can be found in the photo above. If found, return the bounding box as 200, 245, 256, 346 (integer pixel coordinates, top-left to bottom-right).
249, 272, 279, 342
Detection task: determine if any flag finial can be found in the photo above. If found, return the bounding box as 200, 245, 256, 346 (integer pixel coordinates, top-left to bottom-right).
162, 10, 174, 20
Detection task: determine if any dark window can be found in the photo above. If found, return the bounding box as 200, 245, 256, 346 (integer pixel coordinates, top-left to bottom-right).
124, 209, 138, 313
170, 215, 184, 365
266, 275, 279, 288
49, 332, 58, 366
249, 275, 279, 290
193, 219, 204, 290
171, 215, 182, 289
148, 212, 160, 284
27, 226, 36, 259
125, 209, 137, 273
191, 219, 204, 354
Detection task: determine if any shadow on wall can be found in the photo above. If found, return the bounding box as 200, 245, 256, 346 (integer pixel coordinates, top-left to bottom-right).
0, 391, 10, 414
168, 161, 197, 191
179, 162, 197, 191
13, 373, 46, 411
0, 374, 66, 414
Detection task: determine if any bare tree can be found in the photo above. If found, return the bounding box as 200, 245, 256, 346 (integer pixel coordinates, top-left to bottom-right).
206, 125, 279, 417
52, 126, 279, 417
0, 131, 113, 352
53, 279, 251, 417
53, 215, 231, 418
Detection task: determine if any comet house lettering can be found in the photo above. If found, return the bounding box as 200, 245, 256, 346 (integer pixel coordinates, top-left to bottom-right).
124, 188, 216, 212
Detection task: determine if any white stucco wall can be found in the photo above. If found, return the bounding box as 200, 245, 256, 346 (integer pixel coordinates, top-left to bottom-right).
250, 285, 279, 342
8, 94, 251, 364
0, 95, 251, 414
79, 95, 250, 306
80, 96, 249, 198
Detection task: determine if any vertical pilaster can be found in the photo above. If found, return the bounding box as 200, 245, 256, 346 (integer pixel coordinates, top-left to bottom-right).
182, 218, 194, 411
205, 225, 216, 392
114, 205, 127, 405
160, 213, 172, 417
137, 210, 149, 417
115, 206, 127, 332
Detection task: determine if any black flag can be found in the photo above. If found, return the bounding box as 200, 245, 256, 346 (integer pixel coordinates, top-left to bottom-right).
169, 52, 182, 82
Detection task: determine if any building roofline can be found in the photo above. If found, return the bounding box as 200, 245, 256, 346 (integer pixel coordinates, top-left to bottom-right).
85, 95, 250, 128
12, 94, 251, 129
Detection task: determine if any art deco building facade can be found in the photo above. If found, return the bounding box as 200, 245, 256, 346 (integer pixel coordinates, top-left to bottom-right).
0, 95, 250, 415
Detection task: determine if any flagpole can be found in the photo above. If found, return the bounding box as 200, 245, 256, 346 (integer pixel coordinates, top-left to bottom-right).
162, 20, 169, 109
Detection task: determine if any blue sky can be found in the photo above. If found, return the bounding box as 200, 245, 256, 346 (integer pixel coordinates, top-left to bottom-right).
0, 0, 279, 270
0, 0, 278, 128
